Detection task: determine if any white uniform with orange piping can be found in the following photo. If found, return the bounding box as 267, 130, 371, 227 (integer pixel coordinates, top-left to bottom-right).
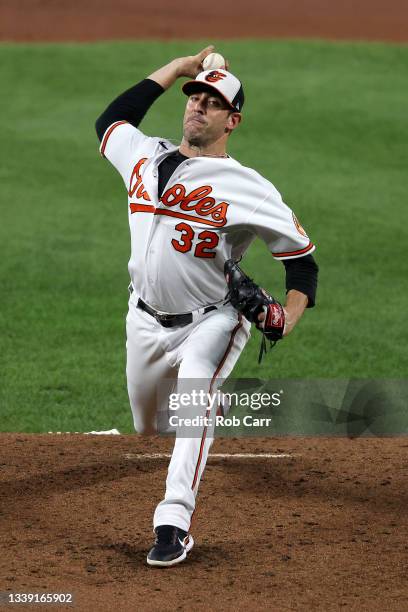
100, 120, 315, 532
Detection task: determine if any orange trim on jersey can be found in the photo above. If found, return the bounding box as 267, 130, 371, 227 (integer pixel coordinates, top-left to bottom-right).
100, 120, 128, 157
191, 313, 243, 492
155, 208, 224, 228
129, 203, 156, 214
273, 242, 315, 259
127, 205, 223, 227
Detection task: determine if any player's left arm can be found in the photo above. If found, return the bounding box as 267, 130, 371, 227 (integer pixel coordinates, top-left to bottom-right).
257, 254, 319, 335
246, 187, 319, 337
280, 290, 308, 336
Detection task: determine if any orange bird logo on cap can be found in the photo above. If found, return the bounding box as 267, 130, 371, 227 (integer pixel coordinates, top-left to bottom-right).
205, 70, 226, 83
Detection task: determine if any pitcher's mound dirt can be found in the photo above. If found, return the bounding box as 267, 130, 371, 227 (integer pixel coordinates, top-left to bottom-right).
1, 434, 407, 611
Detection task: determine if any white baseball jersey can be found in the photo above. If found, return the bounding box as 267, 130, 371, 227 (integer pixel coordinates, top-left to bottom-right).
100, 120, 315, 313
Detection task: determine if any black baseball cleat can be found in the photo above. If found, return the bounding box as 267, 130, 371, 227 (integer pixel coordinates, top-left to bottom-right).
146, 525, 194, 567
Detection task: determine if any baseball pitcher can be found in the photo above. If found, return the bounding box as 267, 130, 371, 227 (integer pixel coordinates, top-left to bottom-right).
95, 46, 319, 567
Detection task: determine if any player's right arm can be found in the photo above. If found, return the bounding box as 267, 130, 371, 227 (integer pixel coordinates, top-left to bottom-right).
95, 79, 165, 181
147, 45, 214, 90
95, 79, 164, 143
95, 46, 215, 179
95, 45, 214, 142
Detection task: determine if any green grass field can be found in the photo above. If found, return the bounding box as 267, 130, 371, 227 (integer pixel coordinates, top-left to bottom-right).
1, 40, 407, 432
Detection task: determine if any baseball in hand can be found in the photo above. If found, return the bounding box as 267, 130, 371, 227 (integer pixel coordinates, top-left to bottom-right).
202, 52, 226, 71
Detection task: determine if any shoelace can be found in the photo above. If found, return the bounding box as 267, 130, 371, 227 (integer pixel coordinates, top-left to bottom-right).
155, 526, 185, 546
155, 527, 176, 545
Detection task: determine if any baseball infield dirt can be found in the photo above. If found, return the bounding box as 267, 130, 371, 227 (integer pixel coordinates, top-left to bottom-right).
1, 435, 407, 611
1, 0, 408, 42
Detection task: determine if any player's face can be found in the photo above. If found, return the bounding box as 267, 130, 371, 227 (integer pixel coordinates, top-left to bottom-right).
183, 91, 240, 147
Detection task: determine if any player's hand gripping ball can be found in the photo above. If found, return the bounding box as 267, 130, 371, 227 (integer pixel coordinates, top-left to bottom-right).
202, 52, 226, 71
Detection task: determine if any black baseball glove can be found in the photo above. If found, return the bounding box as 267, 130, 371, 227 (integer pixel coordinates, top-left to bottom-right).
224, 258, 286, 363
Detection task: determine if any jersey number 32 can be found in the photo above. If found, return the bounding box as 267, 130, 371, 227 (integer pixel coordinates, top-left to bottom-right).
171, 222, 219, 259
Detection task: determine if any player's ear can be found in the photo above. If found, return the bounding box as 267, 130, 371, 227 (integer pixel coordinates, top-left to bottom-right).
226, 112, 242, 133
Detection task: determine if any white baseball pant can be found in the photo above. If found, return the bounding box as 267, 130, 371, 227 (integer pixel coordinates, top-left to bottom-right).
126, 291, 250, 532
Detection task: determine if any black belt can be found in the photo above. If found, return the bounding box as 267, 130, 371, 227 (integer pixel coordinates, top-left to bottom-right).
135, 295, 218, 328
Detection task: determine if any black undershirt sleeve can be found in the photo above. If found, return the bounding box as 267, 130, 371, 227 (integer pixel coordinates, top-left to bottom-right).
95, 78, 165, 141
95, 77, 187, 197
283, 254, 319, 308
